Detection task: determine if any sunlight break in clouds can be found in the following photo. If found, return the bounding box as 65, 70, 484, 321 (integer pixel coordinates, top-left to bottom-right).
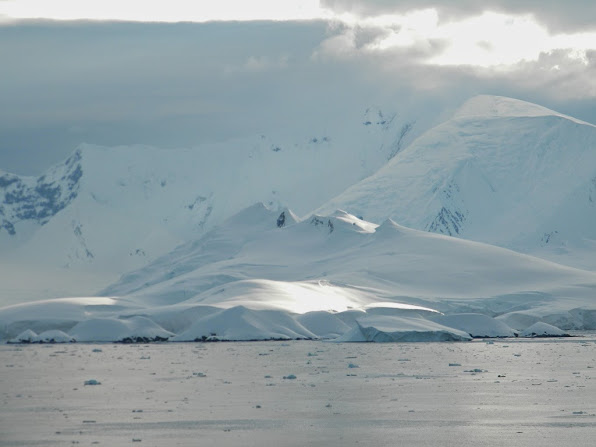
427, 12, 595, 67
1, 1, 594, 68
322, 10, 596, 68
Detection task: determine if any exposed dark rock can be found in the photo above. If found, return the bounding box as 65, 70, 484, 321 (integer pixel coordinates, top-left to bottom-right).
117, 336, 169, 344
428, 207, 466, 236
0, 150, 83, 235
311, 216, 324, 227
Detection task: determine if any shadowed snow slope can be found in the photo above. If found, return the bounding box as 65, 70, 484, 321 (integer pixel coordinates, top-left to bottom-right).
335, 315, 472, 342
1, 204, 595, 341
432, 313, 518, 338
316, 95, 596, 268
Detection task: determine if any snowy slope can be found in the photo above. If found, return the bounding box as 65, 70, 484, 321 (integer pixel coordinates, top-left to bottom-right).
316, 95, 596, 267
0, 150, 82, 247
2, 95, 596, 341
0, 110, 416, 303
104, 204, 596, 321
2, 204, 595, 341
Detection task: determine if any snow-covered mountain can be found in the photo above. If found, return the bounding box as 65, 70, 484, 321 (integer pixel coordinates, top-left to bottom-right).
103, 203, 596, 325
2, 203, 595, 342
0, 150, 82, 245
0, 111, 415, 303
2, 95, 596, 341
317, 95, 596, 267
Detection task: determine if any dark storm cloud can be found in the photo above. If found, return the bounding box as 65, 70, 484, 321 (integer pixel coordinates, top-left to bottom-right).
321, 0, 596, 33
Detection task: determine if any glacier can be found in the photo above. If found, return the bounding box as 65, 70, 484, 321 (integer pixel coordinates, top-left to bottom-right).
0, 110, 416, 304
1, 95, 595, 342
1, 203, 593, 342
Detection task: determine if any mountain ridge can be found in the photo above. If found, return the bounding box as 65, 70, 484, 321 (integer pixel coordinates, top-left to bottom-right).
0, 109, 412, 301
454, 95, 596, 126
316, 96, 596, 267
1, 94, 595, 313
2, 204, 595, 342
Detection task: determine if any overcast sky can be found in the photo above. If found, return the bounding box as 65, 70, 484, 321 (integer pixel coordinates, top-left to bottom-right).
1, 0, 595, 174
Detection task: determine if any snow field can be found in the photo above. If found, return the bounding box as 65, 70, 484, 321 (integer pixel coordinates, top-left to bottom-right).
316, 96, 596, 268
2, 204, 595, 342
0, 105, 415, 295
1, 95, 596, 343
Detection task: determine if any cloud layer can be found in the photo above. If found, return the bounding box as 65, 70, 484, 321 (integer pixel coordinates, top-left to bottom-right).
322, 0, 596, 33
0, 8, 594, 174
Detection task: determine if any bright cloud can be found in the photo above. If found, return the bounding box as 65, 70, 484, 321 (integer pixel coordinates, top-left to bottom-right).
1, 1, 594, 69
425, 12, 595, 67
0, 0, 327, 22
1, 1, 595, 175
317, 9, 596, 68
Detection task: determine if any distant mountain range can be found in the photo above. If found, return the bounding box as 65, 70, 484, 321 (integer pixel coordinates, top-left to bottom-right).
0, 108, 414, 296
1, 95, 595, 341
2, 204, 595, 342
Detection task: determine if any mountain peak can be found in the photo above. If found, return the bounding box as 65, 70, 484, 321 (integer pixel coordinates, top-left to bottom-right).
316, 95, 596, 266
223, 202, 276, 227
276, 208, 300, 228
454, 95, 593, 126
0, 147, 83, 236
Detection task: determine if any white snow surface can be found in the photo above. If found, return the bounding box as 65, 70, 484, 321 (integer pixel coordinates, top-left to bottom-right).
171, 306, 317, 342
432, 313, 518, 338
2, 95, 596, 342
9, 329, 38, 343
9, 328, 74, 343
520, 322, 568, 337
454, 95, 595, 126
316, 95, 596, 268
0, 110, 414, 304
335, 315, 473, 342
69, 316, 174, 343
1, 203, 595, 342
33, 329, 74, 343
